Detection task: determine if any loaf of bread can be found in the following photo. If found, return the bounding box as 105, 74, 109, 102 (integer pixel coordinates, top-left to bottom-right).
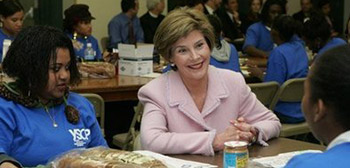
78, 62, 116, 78
52, 147, 167, 168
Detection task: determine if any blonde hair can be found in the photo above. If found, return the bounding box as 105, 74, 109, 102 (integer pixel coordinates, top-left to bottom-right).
153, 8, 215, 61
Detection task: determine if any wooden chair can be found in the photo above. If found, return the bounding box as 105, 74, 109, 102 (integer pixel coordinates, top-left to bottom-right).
269, 78, 310, 137
248, 81, 280, 108
113, 102, 144, 151
80, 93, 105, 136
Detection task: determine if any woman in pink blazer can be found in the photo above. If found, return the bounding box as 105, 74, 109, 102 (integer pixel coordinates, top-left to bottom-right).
138, 8, 281, 156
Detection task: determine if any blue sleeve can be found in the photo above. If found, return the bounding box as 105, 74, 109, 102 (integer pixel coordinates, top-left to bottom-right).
264, 49, 286, 85
243, 25, 258, 50
135, 18, 144, 43
285, 153, 318, 168
91, 37, 102, 59
229, 44, 241, 72
108, 19, 122, 49
0, 104, 15, 154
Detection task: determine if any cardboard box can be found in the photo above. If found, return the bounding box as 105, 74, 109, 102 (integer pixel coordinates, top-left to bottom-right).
117, 43, 154, 76
118, 59, 153, 76
118, 43, 154, 59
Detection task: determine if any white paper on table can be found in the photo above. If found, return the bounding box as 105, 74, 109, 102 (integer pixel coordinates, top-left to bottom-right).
133, 150, 218, 168
250, 150, 322, 168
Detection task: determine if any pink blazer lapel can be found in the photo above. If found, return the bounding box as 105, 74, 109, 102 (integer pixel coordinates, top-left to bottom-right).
166, 66, 229, 129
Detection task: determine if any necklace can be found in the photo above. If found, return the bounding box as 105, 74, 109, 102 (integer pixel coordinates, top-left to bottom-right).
44, 106, 58, 127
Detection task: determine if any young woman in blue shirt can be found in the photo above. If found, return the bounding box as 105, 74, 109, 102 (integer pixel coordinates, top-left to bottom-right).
302, 12, 346, 62
63, 4, 102, 61
0, 26, 107, 168
286, 45, 350, 168
0, 0, 23, 62
249, 15, 309, 123
242, 0, 286, 58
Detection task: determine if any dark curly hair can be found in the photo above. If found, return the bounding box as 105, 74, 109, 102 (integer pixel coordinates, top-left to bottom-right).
2, 25, 81, 98
0, 0, 23, 18
302, 11, 330, 43
272, 14, 300, 42
310, 44, 350, 130
63, 4, 95, 33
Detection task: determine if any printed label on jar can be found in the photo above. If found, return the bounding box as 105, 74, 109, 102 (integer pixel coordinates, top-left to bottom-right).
223, 152, 248, 168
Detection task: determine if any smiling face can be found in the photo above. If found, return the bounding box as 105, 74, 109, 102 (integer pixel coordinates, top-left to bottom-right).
1, 10, 24, 36
40, 48, 71, 102
170, 30, 211, 83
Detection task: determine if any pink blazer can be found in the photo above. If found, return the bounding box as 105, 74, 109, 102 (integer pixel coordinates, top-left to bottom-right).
138, 66, 281, 156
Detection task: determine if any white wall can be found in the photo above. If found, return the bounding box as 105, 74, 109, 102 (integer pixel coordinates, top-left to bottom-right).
71, 0, 168, 51
287, 0, 301, 15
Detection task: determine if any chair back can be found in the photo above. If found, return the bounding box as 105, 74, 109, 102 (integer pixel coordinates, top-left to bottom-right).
80, 93, 105, 135
100, 36, 109, 51
113, 101, 144, 150
248, 81, 280, 108
269, 78, 306, 110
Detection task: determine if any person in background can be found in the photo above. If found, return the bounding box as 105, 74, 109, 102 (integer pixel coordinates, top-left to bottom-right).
248, 15, 308, 123
241, 0, 263, 34
293, 0, 313, 24
108, 0, 143, 49
285, 45, 350, 168
63, 4, 101, 61
0, 0, 23, 62
139, 8, 280, 156
207, 14, 240, 72
302, 12, 346, 62
0, 25, 107, 168
215, 0, 244, 43
345, 15, 350, 43
317, 0, 338, 37
203, 0, 222, 15
243, 0, 285, 58
140, 0, 165, 44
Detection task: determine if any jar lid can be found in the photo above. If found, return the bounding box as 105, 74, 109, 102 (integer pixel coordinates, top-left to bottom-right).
224, 141, 248, 148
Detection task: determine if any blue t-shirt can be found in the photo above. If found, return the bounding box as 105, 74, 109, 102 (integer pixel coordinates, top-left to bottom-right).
264, 37, 308, 121
286, 143, 350, 168
0, 29, 14, 62
315, 38, 347, 60
108, 13, 144, 49
67, 33, 102, 60
0, 92, 107, 167
243, 21, 274, 53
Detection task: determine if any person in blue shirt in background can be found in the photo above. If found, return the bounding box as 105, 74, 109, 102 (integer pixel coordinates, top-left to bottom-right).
108, 0, 144, 49
243, 0, 285, 58
285, 45, 350, 168
302, 12, 346, 63
248, 15, 309, 123
163, 15, 240, 73
207, 14, 240, 72
63, 4, 102, 61
0, 25, 107, 168
0, 0, 23, 62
